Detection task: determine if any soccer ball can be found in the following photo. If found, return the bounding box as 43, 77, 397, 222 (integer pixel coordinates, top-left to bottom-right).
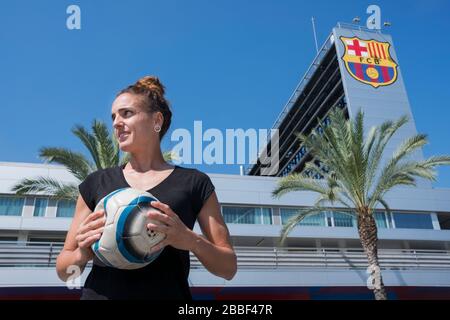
91, 187, 166, 269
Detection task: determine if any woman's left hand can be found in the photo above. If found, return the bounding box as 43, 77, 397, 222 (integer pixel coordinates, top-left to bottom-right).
146, 201, 197, 254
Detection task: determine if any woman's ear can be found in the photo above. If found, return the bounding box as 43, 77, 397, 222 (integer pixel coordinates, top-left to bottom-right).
153, 111, 164, 128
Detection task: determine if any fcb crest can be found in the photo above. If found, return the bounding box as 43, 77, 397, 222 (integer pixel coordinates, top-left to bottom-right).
340, 37, 398, 88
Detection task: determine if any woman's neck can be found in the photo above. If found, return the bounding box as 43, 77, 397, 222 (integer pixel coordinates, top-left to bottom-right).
126, 147, 171, 173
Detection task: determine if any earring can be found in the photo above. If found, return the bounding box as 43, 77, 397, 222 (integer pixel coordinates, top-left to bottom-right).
154, 125, 161, 133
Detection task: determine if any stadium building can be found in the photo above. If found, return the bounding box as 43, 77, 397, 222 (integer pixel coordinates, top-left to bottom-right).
1, 24, 450, 299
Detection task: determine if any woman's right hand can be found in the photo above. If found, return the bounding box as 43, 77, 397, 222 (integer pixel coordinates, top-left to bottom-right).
75, 210, 106, 263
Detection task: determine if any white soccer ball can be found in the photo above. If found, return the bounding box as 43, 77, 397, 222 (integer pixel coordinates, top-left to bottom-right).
91, 187, 166, 270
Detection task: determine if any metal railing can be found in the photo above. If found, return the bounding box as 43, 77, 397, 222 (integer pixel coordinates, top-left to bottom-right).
1, 242, 450, 271
214, 246, 450, 270
336, 22, 382, 33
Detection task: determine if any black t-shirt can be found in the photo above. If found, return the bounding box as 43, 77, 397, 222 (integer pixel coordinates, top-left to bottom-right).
77, 164, 215, 300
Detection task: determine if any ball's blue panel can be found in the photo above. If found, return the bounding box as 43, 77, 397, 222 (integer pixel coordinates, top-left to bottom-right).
103, 188, 128, 210
116, 199, 148, 263
93, 239, 114, 267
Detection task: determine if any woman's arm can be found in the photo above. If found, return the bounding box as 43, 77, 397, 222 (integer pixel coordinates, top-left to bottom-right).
56, 195, 105, 282
148, 192, 237, 281
188, 192, 237, 280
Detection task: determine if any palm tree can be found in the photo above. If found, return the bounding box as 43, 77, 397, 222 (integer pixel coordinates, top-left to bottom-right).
272, 108, 450, 300
12, 120, 175, 201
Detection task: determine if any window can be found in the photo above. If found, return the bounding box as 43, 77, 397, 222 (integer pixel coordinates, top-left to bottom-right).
334, 212, 387, 228
374, 212, 388, 229
56, 200, 76, 218
33, 198, 48, 217
0, 236, 18, 242
393, 212, 433, 229
222, 206, 272, 225
0, 196, 25, 216
280, 208, 326, 227
261, 208, 272, 224
333, 211, 356, 227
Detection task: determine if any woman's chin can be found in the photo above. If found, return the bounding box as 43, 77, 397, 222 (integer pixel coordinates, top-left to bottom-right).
119, 142, 133, 153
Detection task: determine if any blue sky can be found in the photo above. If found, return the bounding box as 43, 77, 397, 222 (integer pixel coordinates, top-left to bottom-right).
1, 0, 449, 187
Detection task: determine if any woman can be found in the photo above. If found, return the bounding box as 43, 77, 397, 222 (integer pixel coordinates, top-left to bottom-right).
56, 76, 237, 300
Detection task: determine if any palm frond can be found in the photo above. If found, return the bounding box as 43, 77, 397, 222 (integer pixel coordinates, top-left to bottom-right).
163, 151, 178, 162
272, 173, 329, 198
420, 155, 450, 168
375, 198, 391, 215
363, 125, 377, 162
365, 115, 409, 193
368, 157, 450, 210
11, 177, 79, 201
39, 147, 92, 181
112, 133, 121, 166
92, 120, 117, 168
72, 124, 103, 169
348, 110, 367, 206
296, 134, 356, 202
279, 207, 325, 246
301, 110, 366, 207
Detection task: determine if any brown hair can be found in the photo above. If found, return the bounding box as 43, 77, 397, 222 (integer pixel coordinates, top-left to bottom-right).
117, 76, 172, 140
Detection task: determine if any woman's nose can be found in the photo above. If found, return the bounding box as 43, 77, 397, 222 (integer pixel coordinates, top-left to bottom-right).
112, 116, 122, 128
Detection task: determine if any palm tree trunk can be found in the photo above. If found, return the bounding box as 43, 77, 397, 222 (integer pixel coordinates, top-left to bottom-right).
357, 209, 387, 300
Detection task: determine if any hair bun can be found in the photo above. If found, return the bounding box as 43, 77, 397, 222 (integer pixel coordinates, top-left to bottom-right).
135, 76, 165, 96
